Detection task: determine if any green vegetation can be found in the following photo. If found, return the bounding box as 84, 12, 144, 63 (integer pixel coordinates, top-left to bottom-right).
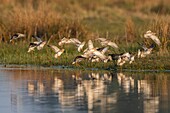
0, 0, 170, 70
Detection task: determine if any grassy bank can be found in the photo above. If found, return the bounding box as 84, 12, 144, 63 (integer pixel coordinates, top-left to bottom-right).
0, 0, 170, 70
0, 42, 169, 70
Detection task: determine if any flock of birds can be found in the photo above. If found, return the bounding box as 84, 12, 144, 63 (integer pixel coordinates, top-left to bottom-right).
9, 30, 161, 67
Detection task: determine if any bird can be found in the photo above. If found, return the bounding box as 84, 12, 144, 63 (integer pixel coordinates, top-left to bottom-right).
58, 37, 72, 46
36, 41, 47, 50
27, 41, 47, 52
27, 35, 47, 52
10, 33, 26, 42
27, 42, 40, 52
96, 37, 119, 49
90, 47, 109, 63
58, 37, 85, 52
32, 35, 42, 42
108, 53, 123, 61
69, 38, 86, 52
47, 45, 65, 58
144, 30, 161, 46
82, 40, 108, 62
72, 55, 86, 64
114, 52, 135, 66
137, 43, 155, 58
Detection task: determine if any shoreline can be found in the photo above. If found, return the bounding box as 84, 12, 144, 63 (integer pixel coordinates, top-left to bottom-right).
0, 64, 170, 73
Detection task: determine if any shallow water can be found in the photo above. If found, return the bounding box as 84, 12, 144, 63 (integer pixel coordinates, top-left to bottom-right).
0, 67, 170, 113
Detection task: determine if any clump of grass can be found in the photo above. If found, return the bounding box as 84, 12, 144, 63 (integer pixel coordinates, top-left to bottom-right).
150, 1, 170, 15
147, 18, 170, 55
125, 17, 136, 44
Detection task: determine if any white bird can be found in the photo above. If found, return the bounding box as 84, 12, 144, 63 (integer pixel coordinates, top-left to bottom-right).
144, 30, 161, 46
48, 45, 65, 58
96, 38, 119, 49
10, 33, 26, 42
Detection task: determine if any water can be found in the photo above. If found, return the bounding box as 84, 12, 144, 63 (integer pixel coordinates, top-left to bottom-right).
0, 67, 170, 113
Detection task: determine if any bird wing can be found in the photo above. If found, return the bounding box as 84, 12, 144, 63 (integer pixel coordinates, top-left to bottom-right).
150, 35, 161, 46
49, 45, 60, 53
144, 31, 161, 46
77, 41, 85, 52
108, 41, 119, 48
32, 35, 42, 42
93, 50, 106, 60
70, 38, 81, 44
101, 47, 109, 54
88, 40, 94, 50
17, 33, 26, 38
97, 38, 107, 42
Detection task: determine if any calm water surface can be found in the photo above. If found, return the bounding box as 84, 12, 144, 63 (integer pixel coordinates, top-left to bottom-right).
0, 67, 170, 113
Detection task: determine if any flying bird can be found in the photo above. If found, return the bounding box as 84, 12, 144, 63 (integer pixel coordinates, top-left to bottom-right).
96, 38, 119, 49
72, 56, 86, 65
10, 33, 26, 42
48, 45, 65, 58
137, 43, 155, 58
58, 37, 85, 52
27, 41, 47, 52
144, 30, 161, 46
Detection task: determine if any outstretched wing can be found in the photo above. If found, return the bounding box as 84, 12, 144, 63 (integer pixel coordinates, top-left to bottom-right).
48, 45, 60, 53
93, 50, 106, 60
88, 40, 94, 50
70, 38, 81, 44
100, 47, 109, 54
108, 41, 119, 48
96, 38, 107, 42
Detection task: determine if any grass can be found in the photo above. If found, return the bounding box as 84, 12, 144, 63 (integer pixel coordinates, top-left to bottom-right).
0, 42, 169, 71
0, 0, 170, 70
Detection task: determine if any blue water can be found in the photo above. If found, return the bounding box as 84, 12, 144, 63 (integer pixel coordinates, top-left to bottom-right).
0, 68, 169, 113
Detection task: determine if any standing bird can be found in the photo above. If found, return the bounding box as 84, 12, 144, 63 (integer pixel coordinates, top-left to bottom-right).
10, 33, 26, 42
48, 45, 65, 58
96, 38, 119, 49
144, 30, 161, 46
